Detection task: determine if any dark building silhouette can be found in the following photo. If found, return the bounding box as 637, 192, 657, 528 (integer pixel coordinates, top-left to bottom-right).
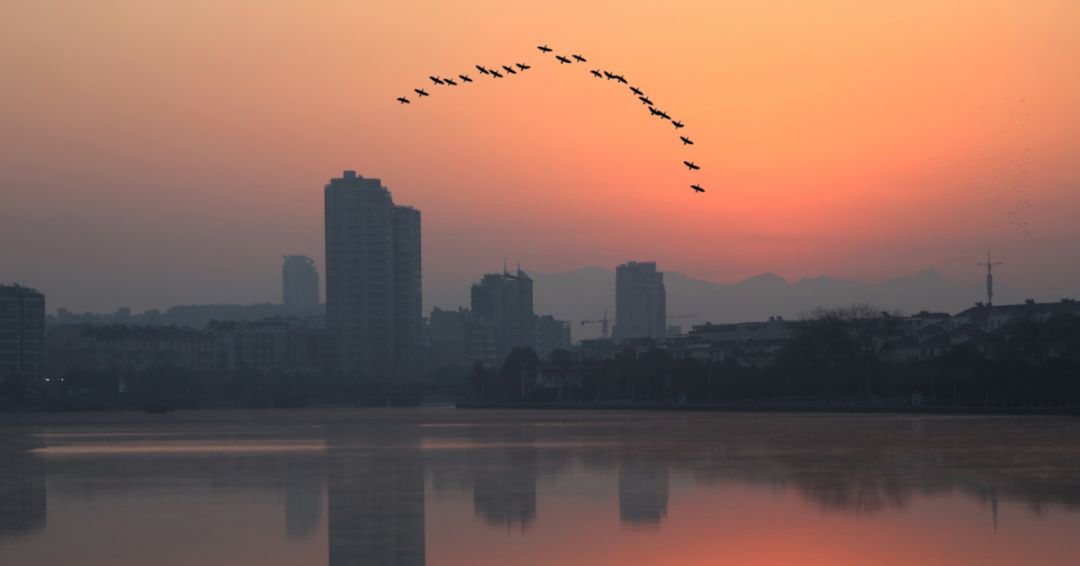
428, 307, 500, 369
46, 320, 325, 379
282, 255, 320, 313
0, 284, 46, 382
393, 206, 423, 376
614, 262, 666, 340
324, 171, 422, 383
534, 314, 571, 358
471, 270, 535, 365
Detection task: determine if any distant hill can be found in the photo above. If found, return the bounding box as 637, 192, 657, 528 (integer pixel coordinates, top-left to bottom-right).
525, 267, 1003, 342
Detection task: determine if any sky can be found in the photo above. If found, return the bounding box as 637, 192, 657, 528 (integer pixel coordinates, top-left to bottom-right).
1, 0, 1078, 313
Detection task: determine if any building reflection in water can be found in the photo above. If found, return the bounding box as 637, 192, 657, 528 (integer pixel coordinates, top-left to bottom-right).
471, 452, 538, 529
327, 426, 425, 566
618, 459, 669, 527
284, 467, 322, 539
5, 412, 1080, 566
0, 437, 46, 541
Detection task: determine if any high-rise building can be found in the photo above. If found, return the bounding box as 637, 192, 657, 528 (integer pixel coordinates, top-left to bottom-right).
0, 284, 46, 381
282, 255, 320, 312
614, 261, 666, 339
393, 206, 423, 375
324, 171, 422, 383
470, 270, 535, 365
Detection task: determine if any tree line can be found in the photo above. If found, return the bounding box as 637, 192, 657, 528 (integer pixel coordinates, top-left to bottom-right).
467, 305, 1080, 408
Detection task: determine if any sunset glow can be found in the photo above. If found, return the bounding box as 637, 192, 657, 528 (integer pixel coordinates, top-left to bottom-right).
2, 0, 1078, 310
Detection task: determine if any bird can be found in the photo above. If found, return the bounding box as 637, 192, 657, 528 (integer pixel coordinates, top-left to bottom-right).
648, 107, 661, 116
476, 65, 491, 75
630, 86, 643, 96
691, 184, 705, 193
501, 65, 517, 74
683, 161, 700, 170
590, 69, 603, 78
538, 44, 553, 53
680, 136, 694, 145
414, 88, 429, 97
556, 55, 572, 64
444, 78, 458, 86
572, 54, 587, 62
672, 121, 685, 129
603, 71, 615, 79
491, 69, 504, 78
657, 110, 670, 120
459, 74, 473, 82
639, 96, 653, 106
612, 74, 627, 84
429, 76, 445, 85
516, 63, 531, 71
396, 97, 410, 104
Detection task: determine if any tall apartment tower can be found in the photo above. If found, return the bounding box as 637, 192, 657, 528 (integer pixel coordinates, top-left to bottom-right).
282, 255, 319, 310
0, 284, 46, 381
613, 261, 666, 339
324, 171, 422, 383
393, 206, 423, 375
470, 270, 535, 364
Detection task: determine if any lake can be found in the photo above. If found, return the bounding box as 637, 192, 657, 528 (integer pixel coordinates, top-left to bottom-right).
1, 408, 1079, 565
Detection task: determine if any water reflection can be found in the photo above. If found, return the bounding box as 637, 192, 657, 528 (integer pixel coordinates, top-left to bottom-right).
326, 427, 425, 566
618, 460, 669, 526
0, 436, 46, 541
1, 410, 1080, 565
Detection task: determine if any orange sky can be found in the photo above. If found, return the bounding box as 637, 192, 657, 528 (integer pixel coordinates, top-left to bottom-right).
1, 0, 1078, 311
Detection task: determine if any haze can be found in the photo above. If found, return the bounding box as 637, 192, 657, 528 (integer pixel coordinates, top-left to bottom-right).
2, 0, 1078, 312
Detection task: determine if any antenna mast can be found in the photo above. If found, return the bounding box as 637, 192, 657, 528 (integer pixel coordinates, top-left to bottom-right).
977, 250, 1003, 307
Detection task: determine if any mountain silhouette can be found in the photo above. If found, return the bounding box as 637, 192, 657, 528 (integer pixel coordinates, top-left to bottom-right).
525, 267, 1010, 341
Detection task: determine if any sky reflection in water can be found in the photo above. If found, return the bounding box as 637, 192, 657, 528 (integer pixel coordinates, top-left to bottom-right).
2, 409, 1080, 565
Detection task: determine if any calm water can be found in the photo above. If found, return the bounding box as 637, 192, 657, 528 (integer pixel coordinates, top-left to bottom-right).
1, 409, 1079, 566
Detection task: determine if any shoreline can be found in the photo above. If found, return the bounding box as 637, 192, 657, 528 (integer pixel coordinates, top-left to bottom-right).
455, 401, 1080, 416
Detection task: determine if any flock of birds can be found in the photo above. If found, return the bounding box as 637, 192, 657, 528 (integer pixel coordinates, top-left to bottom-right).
396, 44, 705, 194
981, 98, 1033, 236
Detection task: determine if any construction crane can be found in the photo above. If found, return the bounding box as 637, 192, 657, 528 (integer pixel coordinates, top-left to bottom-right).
579, 310, 611, 339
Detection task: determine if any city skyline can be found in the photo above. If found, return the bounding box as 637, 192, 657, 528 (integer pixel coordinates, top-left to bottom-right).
3, 0, 1079, 314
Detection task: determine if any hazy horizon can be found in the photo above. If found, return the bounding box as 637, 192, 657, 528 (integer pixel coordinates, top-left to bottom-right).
33, 262, 1041, 321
